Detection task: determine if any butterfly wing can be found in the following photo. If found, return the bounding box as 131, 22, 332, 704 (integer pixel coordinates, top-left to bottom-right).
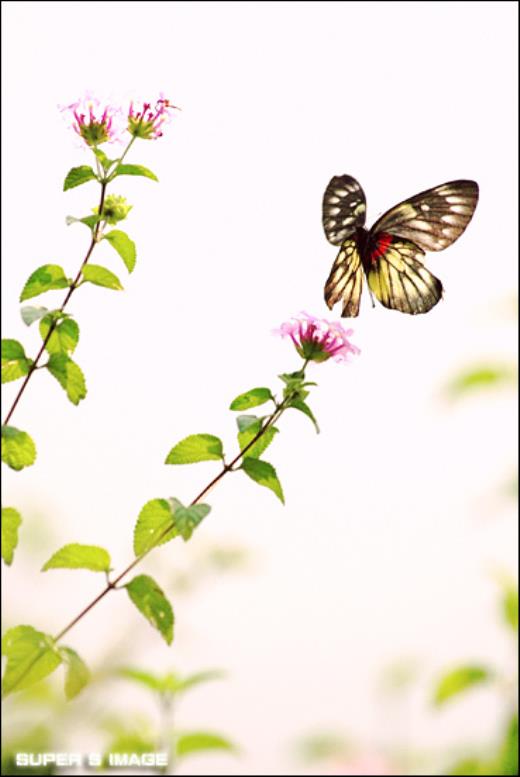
324, 238, 364, 317
366, 233, 443, 315
370, 180, 479, 252
322, 174, 367, 245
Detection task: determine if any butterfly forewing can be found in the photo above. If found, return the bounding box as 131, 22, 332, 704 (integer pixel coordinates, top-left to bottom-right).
324, 238, 363, 317
322, 175, 367, 245
367, 234, 443, 314
369, 180, 479, 252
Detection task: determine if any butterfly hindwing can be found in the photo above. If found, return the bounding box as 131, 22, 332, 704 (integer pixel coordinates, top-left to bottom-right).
324, 238, 363, 317
322, 175, 367, 245
370, 180, 479, 252
366, 233, 443, 315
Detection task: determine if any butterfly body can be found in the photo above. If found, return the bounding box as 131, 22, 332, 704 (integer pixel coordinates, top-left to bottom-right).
322, 175, 479, 317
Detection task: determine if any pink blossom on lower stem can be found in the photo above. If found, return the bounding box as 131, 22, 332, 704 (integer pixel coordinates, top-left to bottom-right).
275, 312, 360, 363
127, 96, 178, 139
59, 94, 123, 147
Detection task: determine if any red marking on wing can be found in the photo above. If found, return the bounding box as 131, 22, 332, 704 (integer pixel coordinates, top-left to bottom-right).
370, 232, 393, 263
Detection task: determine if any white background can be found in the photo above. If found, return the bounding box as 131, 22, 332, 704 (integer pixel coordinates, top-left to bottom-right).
2, 2, 518, 774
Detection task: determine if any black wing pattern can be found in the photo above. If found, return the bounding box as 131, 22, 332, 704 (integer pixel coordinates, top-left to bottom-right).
370, 180, 479, 252
324, 238, 363, 317
322, 174, 367, 245
367, 235, 443, 315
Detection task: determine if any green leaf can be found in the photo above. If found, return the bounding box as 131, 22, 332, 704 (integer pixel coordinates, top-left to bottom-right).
241, 457, 284, 503
104, 230, 137, 273
1, 507, 22, 565
46, 354, 87, 405
171, 498, 211, 541
112, 163, 158, 182
502, 586, 518, 632
118, 667, 164, 693
172, 669, 225, 694
496, 713, 518, 775
165, 434, 224, 465
448, 364, 517, 397
93, 148, 112, 171
289, 398, 320, 433
66, 214, 102, 230
236, 414, 259, 432
63, 165, 97, 191
21, 305, 49, 326
1, 339, 31, 384
60, 647, 90, 700
237, 419, 278, 459
133, 499, 176, 556
81, 264, 123, 290
176, 731, 236, 758
125, 575, 174, 645
42, 543, 111, 572
2, 625, 62, 698
433, 665, 492, 706
230, 387, 273, 411
20, 265, 70, 302
40, 316, 79, 355
1, 426, 36, 471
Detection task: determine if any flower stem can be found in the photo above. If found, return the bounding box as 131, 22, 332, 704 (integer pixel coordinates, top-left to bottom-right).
2, 180, 108, 427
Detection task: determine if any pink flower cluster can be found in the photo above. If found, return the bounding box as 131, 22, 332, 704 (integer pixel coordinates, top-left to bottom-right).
275, 312, 360, 364
60, 93, 178, 147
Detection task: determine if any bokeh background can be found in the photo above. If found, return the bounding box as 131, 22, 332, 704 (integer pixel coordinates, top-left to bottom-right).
2, 2, 518, 774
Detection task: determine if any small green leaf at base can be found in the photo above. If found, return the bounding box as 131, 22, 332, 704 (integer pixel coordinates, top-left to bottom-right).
433, 665, 493, 706
60, 647, 90, 699
46, 354, 87, 405
82, 264, 123, 290
63, 166, 97, 191
125, 575, 174, 645
241, 457, 284, 503
289, 398, 320, 433
1, 426, 37, 471
165, 434, 224, 465
230, 387, 273, 411
237, 419, 278, 459
2, 626, 62, 698
20, 265, 69, 302
133, 499, 176, 556
2, 507, 22, 565
2, 340, 31, 384
104, 230, 137, 273
42, 543, 111, 573
176, 731, 236, 759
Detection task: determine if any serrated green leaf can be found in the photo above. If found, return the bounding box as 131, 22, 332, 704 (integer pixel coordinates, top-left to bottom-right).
1, 339, 31, 383
112, 163, 158, 182
133, 499, 176, 556
1, 426, 36, 471
103, 230, 137, 273
125, 575, 174, 645
60, 647, 90, 700
63, 166, 97, 191
21, 305, 49, 326
171, 498, 211, 541
237, 419, 278, 459
82, 264, 123, 290
20, 265, 69, 302
66, 214, 103, 230
2, 507, 22, 565
241, 457, 284, 503
2, 626, 62, 698
165, 434, 224, 465
433, 665, 492, 706
42, 543, 111, 572
236, 415, 259, 433
40, 316, 79, 355
176, 731, 236, 758
46, 354, 87, 405
289, 398, 320, 433
230, 387, 273, 411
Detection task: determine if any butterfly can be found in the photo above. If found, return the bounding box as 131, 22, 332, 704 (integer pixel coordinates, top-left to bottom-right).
322, 175, 479, 316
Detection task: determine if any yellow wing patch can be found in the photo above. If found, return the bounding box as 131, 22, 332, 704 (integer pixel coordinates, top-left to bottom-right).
324, 239, 363, 317
368, 240, 443, 315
